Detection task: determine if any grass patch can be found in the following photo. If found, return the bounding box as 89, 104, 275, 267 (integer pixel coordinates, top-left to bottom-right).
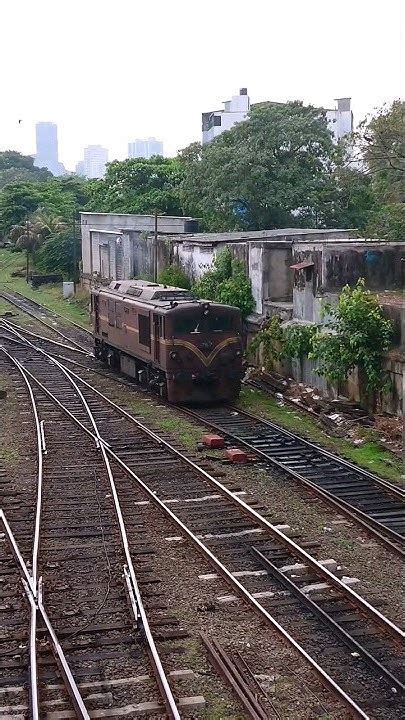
0, 249, 91, 328
238, 387, 403, 483
0, 447, 20, 467
156, 414, 202, 449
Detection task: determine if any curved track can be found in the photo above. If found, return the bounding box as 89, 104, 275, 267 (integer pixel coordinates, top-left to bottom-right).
1, 325, 404, 719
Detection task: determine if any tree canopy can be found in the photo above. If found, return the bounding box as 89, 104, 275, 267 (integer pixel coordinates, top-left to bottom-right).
0, 150, 51, 190
0, 176, 90, 235
180, 102, 339, 230
359, 100, 404, 204
87, 156, 185, 216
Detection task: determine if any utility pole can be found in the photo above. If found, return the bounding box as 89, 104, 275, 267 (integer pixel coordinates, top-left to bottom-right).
153, 210, 158, 282
72, 209, 77, 291
25, 218, 30, 283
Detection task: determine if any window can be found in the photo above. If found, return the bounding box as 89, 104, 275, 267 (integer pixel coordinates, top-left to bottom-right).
174, 312, 235, 335
174, 314, 201, 334
214, 115, 222, 127
138, 314, 150, 348
108, 300, 115, 327
207, 314, 234, 332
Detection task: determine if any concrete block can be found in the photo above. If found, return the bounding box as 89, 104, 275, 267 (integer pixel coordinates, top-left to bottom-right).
225, 448, 248, 462
202, 434, 225, 448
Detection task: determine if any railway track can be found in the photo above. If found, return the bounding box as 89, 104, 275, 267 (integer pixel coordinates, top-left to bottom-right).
0, 346, 202, 718
1, 327, 404, 719
178, 405, 405, 557
0, 288, 92, 352
2, 314, 405, 559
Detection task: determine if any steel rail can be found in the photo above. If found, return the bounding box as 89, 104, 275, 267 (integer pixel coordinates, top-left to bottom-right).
43, 361, 404, 645
177, 405, 405, 557
200, 633, 269, 720
3, 338, 403, 644
104, 450, 369, 718
228, 403, 405, 500
245, 377, 405, 497
252, 548, 404, 694
0, 369, 370, 718
1, 347, 44, 719
0, 287, 92, 335
2, 318, 91, 355
0, 511, 90, 720
0, 334, 181, 719
0, 290, 90, 352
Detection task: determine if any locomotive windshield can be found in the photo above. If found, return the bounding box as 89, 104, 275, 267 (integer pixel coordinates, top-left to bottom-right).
174, 312, 235, 334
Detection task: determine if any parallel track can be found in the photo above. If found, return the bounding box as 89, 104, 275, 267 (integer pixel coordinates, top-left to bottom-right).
178, 405, 405, 557
2, 312, 404, 559
0, 288, 92, 352
1, 327, 404, 719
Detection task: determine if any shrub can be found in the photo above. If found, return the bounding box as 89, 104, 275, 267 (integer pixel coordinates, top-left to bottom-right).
157, 263, 191, 289
192, 248, 255, 318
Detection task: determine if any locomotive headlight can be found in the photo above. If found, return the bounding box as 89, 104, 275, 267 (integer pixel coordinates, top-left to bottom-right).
236, 350, 241, 357
170, 351, 178, 360
203, 303, 210, 315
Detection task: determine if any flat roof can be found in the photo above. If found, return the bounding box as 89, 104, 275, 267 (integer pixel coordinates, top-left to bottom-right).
81, 211, 195, 220
162, 228, 353, 244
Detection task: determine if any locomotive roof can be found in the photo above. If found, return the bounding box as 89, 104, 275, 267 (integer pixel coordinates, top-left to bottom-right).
97, 280, 202, 309
95, 280, 240, 313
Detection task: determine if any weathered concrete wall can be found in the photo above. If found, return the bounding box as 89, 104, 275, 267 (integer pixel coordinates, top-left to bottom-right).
322, 245, 404, 290
81, 212, 196, 282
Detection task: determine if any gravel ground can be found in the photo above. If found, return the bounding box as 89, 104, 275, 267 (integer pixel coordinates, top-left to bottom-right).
1, 332, 403, 719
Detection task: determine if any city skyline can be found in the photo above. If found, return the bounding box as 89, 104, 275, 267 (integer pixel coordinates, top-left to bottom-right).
0, 1, 402, 170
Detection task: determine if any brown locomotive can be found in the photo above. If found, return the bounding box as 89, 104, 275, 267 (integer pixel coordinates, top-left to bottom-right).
91, 280, 243, 403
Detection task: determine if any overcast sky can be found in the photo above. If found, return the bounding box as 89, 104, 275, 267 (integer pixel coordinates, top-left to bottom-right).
0, 0, 403, 171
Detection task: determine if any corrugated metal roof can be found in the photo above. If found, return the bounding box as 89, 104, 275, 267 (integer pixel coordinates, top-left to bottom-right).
290, 261, 315, 270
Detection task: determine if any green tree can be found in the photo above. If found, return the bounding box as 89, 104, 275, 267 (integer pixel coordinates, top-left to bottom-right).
87, 157, 185, 216
359, 101, 404, 204
0, 176, 90, 235
0, 150, 51, 190
193, 248, 254, 318
0, 183, 42, 234
180, 102, 338, 231
9, 219, 43, 279
157, 263, 191, 289
317, 167, 376, 230
365, 203, 405, 241
312, 279, 393, 394
36, 228, 81, 278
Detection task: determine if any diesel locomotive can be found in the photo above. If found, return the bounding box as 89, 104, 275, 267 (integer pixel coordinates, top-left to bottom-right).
91, 280, 243, 403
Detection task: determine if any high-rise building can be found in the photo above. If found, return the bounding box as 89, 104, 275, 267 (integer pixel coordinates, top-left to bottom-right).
34, 121, 66, 175
78, 145, 108, 178
128, 137, 163, 159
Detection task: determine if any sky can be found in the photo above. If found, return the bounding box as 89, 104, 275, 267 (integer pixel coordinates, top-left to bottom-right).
0, 0, 403, 171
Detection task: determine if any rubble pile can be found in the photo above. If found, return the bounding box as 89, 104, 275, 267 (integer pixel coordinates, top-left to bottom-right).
246, 368, 403, 454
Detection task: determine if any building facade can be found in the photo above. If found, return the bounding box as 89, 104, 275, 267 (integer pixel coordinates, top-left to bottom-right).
128, 138, 164, 159
77, 145, 108, 179
202, 90, 353, 144
80, 212, 198, 286
202, 88, 250, 145
326, 98, 353, 140
34, 121, 66, 175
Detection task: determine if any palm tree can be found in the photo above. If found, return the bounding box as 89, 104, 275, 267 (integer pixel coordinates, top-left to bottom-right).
9, 210, 68, 281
